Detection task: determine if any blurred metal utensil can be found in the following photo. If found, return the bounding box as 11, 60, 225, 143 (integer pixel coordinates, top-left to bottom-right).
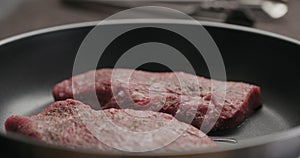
261, 1, 288, 19
190, 0, 288, 19
62, 0, 288, 19
62, 0, 288, 27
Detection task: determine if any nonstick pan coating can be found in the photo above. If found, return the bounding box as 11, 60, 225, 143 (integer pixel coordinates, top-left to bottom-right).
0, 21, 299, 158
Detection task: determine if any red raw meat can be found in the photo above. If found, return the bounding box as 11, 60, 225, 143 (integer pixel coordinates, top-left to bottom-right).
5, 99, 215, 153
53, 69, 262, 131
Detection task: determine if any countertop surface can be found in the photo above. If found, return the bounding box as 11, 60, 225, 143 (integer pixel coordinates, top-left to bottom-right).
0, 0, 299, 41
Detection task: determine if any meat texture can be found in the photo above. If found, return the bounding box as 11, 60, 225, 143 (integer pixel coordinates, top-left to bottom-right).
53, 68, 262, 131
5, 99, 215, 153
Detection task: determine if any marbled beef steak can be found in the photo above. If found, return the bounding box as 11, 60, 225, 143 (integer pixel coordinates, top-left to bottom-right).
53, 69, 262, 131
5, 99, 215, 153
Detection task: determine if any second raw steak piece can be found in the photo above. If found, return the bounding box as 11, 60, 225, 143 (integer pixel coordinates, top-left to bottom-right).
5, 99, 215, 153
53, 68, 262, 131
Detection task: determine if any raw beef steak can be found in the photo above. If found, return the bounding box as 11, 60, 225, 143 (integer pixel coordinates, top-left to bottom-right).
5, 99, 215, 153
53, 69, 262, 131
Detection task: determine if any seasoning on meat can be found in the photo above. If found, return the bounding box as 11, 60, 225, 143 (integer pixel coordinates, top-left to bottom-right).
5, 99, 215, 153
53, 68, 262, 131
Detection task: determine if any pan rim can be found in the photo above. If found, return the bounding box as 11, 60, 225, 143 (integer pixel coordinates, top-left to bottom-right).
0, 19, 300, 156
0, 19, 299, 46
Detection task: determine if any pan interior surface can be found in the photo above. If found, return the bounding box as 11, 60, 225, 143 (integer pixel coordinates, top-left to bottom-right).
0, 22, 299, 155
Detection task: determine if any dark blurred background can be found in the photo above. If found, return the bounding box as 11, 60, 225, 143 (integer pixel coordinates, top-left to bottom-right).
0, 0, 299, 40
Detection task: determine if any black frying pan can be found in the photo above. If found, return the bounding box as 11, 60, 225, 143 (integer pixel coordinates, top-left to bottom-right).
0, 21, 299, 158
